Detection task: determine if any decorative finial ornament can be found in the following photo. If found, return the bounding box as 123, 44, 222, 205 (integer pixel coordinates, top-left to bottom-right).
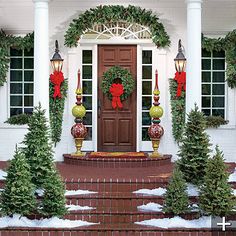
148, 70, 164, 157
71, 70, 87, 156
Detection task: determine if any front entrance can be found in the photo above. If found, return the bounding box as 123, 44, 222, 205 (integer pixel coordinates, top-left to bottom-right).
98, 45, 137, 151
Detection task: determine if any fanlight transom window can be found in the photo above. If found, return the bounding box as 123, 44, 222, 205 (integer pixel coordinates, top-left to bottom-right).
82, 21, 151, 40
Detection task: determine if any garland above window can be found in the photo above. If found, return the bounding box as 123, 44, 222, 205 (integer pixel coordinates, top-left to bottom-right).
64, 5, 170, 48
0, 30, 34, 86
202, 30, 236, 88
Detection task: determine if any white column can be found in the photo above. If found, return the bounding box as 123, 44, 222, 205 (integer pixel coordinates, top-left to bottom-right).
186, 0, 202, 113
33, 0, 50, 118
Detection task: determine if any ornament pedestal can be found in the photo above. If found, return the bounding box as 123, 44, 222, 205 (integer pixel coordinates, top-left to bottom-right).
149, 139, 162, 158
73, 138, 85, 156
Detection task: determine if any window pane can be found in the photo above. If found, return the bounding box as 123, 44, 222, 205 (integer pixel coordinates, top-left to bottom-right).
82, 81, 92, 94
83, 96, 92, 110
82, 65, 92, 79
202, 109, 210, 116
10, 83, 22, 94
202, 84, 211, 95
202, 72, 211, 82
142, 66, 152, 80
85, 127, 92, 140
10, 108, 22, 116
213, 72, 225, 82
202, 59, 211, 70
24, 71, 34, 81
212, 84, 224, 95
213, 59, 225, 70
213, 50, 225, 57
24, 108, 33, 114
10, 71, 22, 82
202, 49, 211, 57
24, 48, 34, 56
82, 50, 92, 64
202, 97, 211, 108
10, 48, 22, 56
142, 51, 152, 64
142, 112, 151, 125
142, 81, 152, 95
142, 127, 150, 141
212, 109, 224, 118
10, 58, 22, 69
10, 96, 22, 106
24, 58, 34, 69
212, 97, 225, 108
24, 83, 34, 94
142, 96, 152, 110
84, 112, 92, 125
24, 96, 33, 106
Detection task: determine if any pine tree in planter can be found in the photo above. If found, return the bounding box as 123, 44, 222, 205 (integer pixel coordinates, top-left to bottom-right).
162, 167, 189, 215
22, 104, 54, 188
40, 169, 67, 217
199, 146, 235, 217
177, 105, 211, 185
1, 149, 36, 216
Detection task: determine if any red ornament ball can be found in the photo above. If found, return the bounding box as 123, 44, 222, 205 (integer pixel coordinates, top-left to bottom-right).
71, 123, 87, 139
148, 124, 164, 139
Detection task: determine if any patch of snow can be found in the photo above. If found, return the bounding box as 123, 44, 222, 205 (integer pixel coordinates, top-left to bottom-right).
133, 187, 166, 196
0, 214, 97, 228
35, 189, 44, 197
0, 170, 7, 180
187, 184, 199, 197
65, 190, 97, 196
138, 203, 162, 212
229, 168, 236, 182
233, 189, 236, 196
66, 205, 95, 211
135, 216, 211, 228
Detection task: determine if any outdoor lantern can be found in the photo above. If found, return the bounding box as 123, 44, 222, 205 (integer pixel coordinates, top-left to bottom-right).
50, 40, 64, 72
174, 39, 186, 73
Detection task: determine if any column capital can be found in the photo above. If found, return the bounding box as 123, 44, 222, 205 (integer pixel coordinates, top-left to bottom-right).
33, 0, 51, 3
185, 0, 202, 4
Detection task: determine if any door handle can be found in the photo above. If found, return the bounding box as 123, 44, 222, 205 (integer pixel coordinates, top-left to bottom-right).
98, 99, 101, 118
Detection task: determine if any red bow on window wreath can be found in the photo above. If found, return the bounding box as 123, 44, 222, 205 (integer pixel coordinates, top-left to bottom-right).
50, 71, 65, 99
174, 71, 186, 97
109, 83, 124, 109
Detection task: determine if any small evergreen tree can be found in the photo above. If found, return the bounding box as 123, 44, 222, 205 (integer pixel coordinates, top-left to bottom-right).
162, 167, 189, 215
177, 104, 211, 185
199, 146, 235, 216
40, 169, 67, 217
1, 148, 36, 216
22, 104, 54, 188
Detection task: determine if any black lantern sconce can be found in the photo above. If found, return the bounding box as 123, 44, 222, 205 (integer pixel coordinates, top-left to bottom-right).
174, 39, 186, 73
50, 40, 64, 73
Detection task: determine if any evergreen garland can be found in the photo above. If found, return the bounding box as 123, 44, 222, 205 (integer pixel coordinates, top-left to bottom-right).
40, 169, 67, 217
199, 146, 235, 216
169, 78, 185, 143
22, 104, 55, 188
49, 79, 68, 145
4, 113, 31, 125
163, 167, 189, 215
101, 66, 135, 101
64, 5, 170, 48
0, 30, 34, 86
177, 105, 211, 185
0, 148, 36, 216
205, 115, 229, 128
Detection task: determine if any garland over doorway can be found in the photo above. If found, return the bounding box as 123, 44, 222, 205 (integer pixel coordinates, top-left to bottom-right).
64, 5, 170, 48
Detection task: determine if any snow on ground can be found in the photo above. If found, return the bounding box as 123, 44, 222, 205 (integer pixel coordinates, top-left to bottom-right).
35, 189, 44, 197
0, 214, 97, 228
135, 216, 211, 228
66, 205, 95, 211
65, 190, 97, 196
229, 168, 236, 182
133, 184, 199, 197
0, 170, 7, 180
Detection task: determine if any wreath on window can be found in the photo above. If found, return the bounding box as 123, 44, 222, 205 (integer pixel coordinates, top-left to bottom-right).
101, 66, 135, 109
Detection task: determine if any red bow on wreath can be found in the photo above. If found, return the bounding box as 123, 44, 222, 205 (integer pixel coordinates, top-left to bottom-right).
174, 71, 186, 97
50, 71, 64, 99
109, 83, 124, 109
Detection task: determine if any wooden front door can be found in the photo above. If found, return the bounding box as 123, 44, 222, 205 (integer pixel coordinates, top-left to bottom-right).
98, 45, 137, 151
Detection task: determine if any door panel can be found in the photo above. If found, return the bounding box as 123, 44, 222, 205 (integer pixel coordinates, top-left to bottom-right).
98, 45, 137, 151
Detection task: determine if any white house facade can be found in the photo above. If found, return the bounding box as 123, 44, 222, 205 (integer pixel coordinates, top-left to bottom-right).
0, 0, 236, 162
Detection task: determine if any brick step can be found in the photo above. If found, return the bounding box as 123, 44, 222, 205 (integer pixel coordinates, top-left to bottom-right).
66, 193, 198, 208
